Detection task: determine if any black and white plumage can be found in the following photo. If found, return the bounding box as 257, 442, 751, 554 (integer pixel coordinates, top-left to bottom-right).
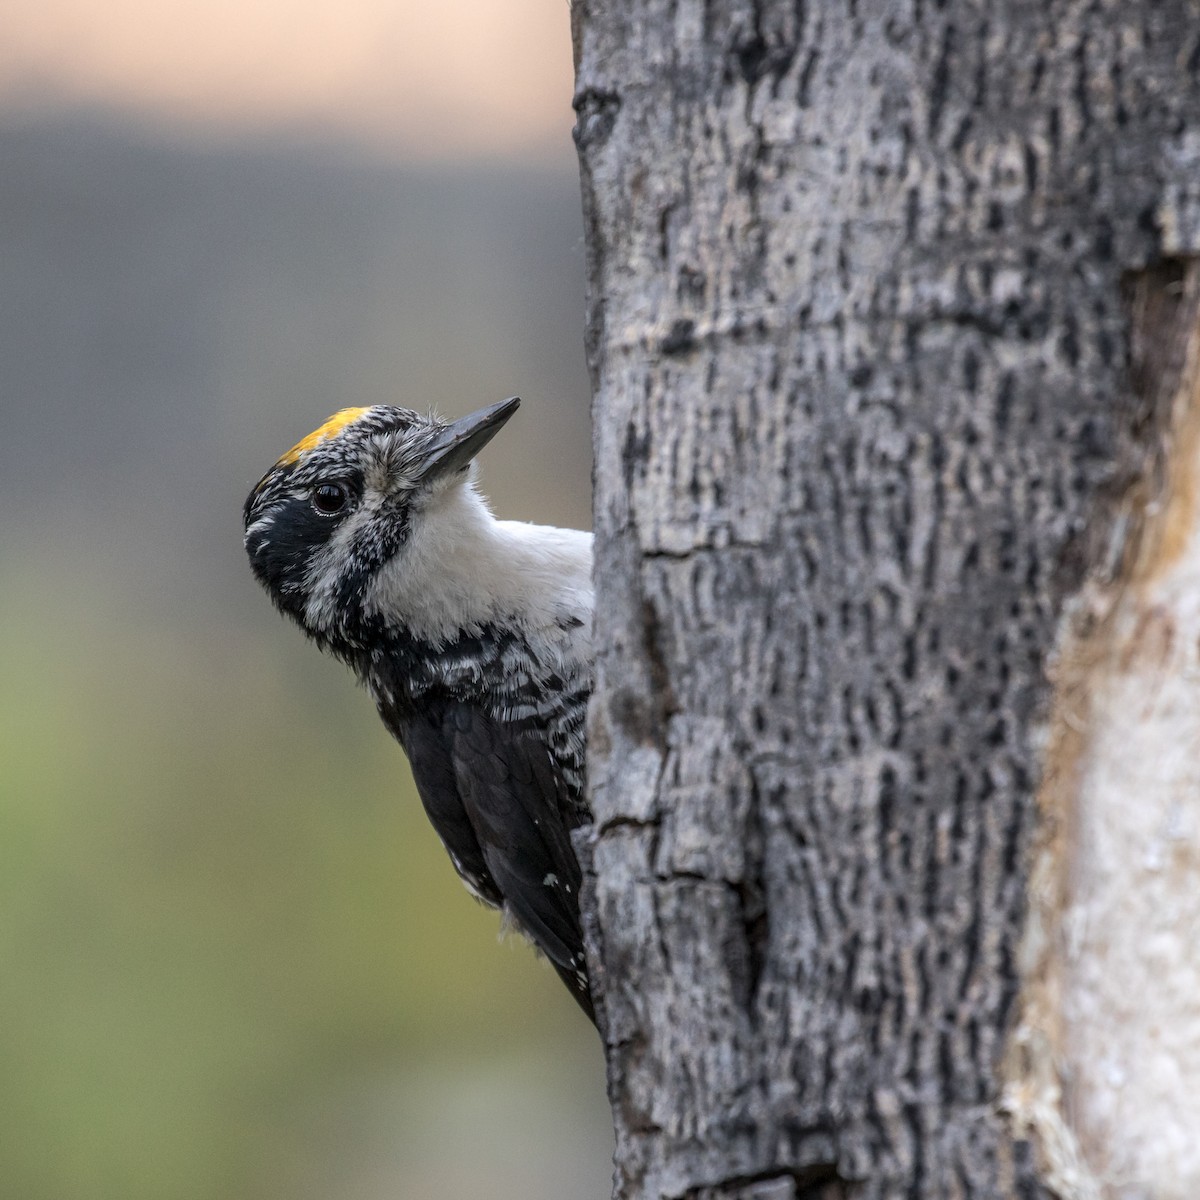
242, 399, 595, 1021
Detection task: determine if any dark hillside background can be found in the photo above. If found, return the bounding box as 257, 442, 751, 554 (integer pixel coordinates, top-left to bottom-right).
0, 106, 607, 1200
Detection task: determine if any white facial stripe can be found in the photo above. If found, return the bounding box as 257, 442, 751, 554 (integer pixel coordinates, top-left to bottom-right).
301, 503, 378, 632
244, 511, 276, 540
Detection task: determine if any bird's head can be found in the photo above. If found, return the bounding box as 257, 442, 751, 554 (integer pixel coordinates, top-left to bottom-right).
243, 397, 519, 653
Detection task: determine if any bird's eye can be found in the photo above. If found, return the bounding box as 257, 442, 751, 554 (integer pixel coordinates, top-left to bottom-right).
311, 483, 350, 516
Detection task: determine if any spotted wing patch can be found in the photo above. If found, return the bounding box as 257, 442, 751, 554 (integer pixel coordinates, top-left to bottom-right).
275, 407, 372, 468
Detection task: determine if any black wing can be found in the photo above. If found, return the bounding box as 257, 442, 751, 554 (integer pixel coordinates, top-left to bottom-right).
399, 709, 504, 908
398, 701, 593, 1022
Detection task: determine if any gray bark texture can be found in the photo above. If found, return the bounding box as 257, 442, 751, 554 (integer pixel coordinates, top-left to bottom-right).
571, 2, 1200, 1198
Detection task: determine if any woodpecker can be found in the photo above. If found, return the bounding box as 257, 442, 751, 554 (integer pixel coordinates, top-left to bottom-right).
243, 399, 595, 1021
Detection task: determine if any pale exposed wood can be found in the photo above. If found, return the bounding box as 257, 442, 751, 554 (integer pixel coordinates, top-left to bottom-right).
1007, 262, 1200, 1200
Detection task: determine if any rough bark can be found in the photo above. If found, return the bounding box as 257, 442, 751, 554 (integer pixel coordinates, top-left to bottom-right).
571, 2, 1200, 1198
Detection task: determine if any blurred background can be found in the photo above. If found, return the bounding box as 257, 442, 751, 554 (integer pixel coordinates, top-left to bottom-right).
0, 3, 609, 1198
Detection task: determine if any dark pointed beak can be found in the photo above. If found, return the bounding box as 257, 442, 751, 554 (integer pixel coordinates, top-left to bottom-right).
417, 396, 520, 482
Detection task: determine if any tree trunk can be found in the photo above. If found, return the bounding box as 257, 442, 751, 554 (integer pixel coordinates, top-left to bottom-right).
571, 2, 1200, 1197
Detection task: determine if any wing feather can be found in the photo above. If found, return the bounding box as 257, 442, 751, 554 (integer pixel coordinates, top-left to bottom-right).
399, 701, 593, 1021
400, 713, 503, 908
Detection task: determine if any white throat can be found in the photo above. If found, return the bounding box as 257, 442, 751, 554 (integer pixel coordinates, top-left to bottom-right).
363, 481, 593, 645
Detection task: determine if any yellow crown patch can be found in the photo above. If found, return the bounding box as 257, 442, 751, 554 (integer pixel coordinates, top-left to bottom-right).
276, 407, 371, 468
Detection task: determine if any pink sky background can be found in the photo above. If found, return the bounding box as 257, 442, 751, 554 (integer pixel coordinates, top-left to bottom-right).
1, 0, 576, 159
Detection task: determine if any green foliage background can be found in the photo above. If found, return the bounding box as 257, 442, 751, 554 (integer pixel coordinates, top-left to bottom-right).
0, 111, 608, 1199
